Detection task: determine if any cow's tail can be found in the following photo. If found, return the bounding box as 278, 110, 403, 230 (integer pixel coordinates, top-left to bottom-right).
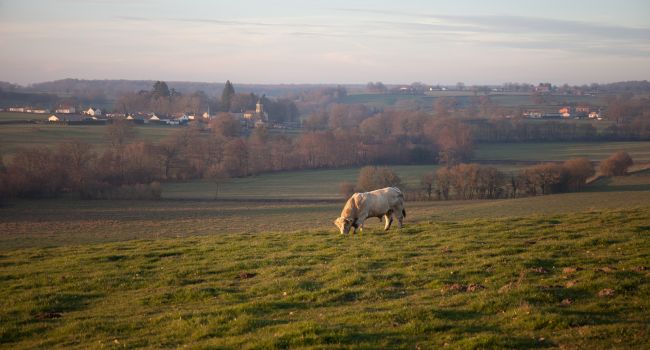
402, 209, 406, 218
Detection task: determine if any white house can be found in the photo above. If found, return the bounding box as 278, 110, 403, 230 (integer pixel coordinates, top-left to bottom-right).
55, 106, 76, 114
149, 114, 160, 121
48, 115, 60, 122
85, 107, 102, 116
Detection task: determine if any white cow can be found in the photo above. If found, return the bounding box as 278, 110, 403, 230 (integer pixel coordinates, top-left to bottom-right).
334, 187, 406, 234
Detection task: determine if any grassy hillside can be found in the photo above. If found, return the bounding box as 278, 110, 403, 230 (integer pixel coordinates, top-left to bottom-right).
0, 207, 648, 349
2, 189, 648, 251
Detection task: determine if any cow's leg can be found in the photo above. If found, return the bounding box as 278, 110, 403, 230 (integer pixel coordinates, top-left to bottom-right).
357, 217, 366, 234
383, 209, 393, 230
384, 213, 393, 230
396, 207, 404, 229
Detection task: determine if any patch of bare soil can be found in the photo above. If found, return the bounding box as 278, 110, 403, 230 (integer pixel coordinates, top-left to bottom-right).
236, 272, 257, 279
35, 312, 62, 320
441, 283, 485, 294
565, 280, 578, 288
598, 288, 615, 297
562, 267, 583, 274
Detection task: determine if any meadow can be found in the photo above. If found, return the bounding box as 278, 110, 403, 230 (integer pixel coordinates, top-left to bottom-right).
0, 202, 648, 349
2, 185, 649, 251
0, 122, 178, 156
1, 111, 649, 348
1, 163, 649, 349
474, 141, 650, 163
0, 112, 49, 122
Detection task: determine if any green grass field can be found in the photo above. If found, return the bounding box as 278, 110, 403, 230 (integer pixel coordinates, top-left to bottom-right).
0, 204, 648, 349
0, 112, 49, 121
1, 165, 649, 348
475, 142, 650, 162
0, 123, 179, 156
164, 166, 441, 200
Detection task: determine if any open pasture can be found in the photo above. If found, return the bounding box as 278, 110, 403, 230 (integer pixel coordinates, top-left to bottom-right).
163, 165, 444, 200
0, 123, 179, 156
0, 206, 648, 349
475, 141, 650, 162
0, 112, 48, 122
2, 187, 648, 251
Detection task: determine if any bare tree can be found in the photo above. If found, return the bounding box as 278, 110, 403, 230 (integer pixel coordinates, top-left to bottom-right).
563, 158, 595, 191
106, 119, 137, 148
209, 113, 241, 138
420, 172, 435, 200
207, 164, 229, 199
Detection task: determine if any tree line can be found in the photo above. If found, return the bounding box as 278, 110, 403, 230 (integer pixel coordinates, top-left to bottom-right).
336, 151, 633, 202
414, 151, 633, 201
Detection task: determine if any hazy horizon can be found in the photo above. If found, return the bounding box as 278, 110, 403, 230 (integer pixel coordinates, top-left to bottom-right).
1, 0, 649, 86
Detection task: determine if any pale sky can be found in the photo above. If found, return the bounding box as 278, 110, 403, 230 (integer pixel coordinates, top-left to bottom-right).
1, 0, 649, 86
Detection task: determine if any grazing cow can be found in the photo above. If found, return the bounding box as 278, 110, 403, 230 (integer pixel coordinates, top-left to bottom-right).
334, 187, 406, 234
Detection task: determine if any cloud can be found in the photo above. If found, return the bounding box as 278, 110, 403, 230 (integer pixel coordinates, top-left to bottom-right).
116, 15, 332, 29
335, 8, 650, 57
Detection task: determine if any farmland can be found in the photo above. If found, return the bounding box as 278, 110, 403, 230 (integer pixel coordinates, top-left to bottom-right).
340, 92, 604, 109
1, 161, 649, 349
474, 141, 650, 163
1, 110, 649, 348
0, 122, 178, 156
0, 112, 49, 122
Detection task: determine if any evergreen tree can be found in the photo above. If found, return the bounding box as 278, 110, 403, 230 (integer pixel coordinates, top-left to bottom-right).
152, 81, 170, 98
221, 80, 235, 112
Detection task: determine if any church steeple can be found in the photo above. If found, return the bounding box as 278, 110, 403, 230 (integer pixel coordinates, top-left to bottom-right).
255, 99, 263, 115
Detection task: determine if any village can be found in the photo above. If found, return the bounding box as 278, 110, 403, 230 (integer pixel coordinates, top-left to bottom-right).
3, 97, 297, 129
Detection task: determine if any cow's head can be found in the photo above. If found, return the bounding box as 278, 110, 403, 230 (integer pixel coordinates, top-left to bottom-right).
334, 217, 354, 234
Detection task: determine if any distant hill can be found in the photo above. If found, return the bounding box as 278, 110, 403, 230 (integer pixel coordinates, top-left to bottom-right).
0, 90, 59, 109
20, 79, 341, 99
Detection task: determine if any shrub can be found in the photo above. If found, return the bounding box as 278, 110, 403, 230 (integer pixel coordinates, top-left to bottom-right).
339, 181, 355, 199
356, 166, 402, 192
599, 151, 633, 176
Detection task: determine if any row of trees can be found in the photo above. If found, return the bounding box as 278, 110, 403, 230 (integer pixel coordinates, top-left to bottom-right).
0, 139, 162, 200
414, 152, 633, 201
336, 152, 631, 202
